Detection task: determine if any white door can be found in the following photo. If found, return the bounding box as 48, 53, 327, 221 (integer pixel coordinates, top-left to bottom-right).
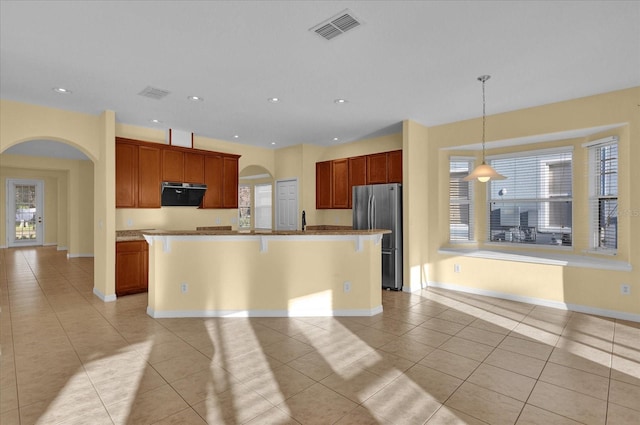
275, 179, 298, 231
6, 179, 44, 247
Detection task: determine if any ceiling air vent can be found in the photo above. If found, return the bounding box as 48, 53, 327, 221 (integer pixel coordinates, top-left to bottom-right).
138, 86, 170, 100
311, 9, 362, 41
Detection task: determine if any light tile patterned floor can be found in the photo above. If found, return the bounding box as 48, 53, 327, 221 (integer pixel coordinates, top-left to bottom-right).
1, 246, 639, 424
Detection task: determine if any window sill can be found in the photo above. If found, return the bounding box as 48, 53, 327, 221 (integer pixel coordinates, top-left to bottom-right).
438, 247, 632, 272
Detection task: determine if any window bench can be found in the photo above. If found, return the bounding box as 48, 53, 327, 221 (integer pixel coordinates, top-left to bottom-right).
438, 247, 632, 272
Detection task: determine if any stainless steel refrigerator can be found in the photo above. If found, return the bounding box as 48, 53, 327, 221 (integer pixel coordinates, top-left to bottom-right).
352, 183, 403, 290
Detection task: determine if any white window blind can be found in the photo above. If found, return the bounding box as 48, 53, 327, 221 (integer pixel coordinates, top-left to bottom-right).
586, 137, 618, 252
449, 158, 474, 241
254, 184, 272, 229
488, 148, 573, 246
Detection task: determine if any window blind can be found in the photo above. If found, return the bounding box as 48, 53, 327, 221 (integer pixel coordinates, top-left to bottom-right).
449, 159, 474, 241
254, 184, 272, 229
586, 138, 618, 252
488, 148, 573, 246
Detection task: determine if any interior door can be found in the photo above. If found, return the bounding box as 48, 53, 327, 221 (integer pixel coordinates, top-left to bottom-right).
6, 179, 44, 247
275, 179, 298, 230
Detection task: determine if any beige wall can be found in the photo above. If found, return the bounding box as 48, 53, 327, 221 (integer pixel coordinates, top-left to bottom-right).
1, 87, 638, 318
426, 87, 639, 318
146, 236, 382, 316
0, 154, 93, 255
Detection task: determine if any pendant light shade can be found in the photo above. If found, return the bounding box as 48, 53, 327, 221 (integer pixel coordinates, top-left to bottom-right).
463, 75, 506, 182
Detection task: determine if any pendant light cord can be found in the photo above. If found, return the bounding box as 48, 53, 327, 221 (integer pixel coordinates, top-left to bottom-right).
479, 75, 490, 164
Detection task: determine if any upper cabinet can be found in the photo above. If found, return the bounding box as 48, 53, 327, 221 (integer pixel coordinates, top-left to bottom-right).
115, 142, 138, 208
387, 150, 403, 183
116, 137, 240, 209
316, 161, 333, 209
137, 145, 162, 208
316, 150, 402, 209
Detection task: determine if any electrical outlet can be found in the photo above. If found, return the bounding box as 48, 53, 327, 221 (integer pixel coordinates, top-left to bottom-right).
343, 281, 351, 293
127, 218, 134, 227
454, 264, 461, 273
180, 283, 188, 294
620, 284, 631, 295
215, 217, 221, 224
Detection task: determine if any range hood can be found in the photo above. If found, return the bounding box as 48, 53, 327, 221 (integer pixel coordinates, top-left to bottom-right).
161, 182, 207, 207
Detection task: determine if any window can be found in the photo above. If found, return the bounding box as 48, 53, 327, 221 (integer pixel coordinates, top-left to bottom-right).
586, 137, 618, 253
449, 158, 474, 241
254, 184, 272, 229
238, 185, 251, 229
488, 147, 573, 246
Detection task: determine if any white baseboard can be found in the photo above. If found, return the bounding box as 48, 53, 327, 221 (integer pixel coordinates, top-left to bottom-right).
0, 245, 6, 249
67, 253, 94, 258
428, 281, 640, 323
57, 246, 68, 251
147, 305, 384, 319
93, 287, 116, 302
43, 242, 57, 247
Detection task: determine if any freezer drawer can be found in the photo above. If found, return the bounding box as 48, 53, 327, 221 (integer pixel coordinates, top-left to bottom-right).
382, 249, 402, 290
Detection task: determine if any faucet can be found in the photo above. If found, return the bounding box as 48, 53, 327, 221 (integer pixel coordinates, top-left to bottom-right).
302, 210, 306, 231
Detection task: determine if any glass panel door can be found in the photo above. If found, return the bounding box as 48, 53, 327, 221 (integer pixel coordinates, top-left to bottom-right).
7, 179, 44, 247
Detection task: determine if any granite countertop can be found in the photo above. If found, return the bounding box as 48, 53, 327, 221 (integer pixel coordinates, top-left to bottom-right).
117, 226, 390, 242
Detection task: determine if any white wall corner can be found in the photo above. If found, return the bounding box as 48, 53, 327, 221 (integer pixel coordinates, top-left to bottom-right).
93, 287, 116, 302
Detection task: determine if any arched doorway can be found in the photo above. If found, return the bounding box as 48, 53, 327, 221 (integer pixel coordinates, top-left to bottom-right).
1, 139, 94, 255
238, 165, 273, 230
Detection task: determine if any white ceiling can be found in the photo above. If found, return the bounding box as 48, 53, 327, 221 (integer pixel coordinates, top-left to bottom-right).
1, 1, 639, 156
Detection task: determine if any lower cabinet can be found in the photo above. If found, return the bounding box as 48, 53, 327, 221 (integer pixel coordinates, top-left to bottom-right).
116, 241, 148, 296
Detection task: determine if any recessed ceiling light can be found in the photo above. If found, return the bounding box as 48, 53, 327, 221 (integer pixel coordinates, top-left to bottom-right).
188, 95, 204, 101
271, 142, 277, 145
53, 87, 71, 94
233, 135, 239, 139
334, 98, 347, 104
268, 97, 280, 103
333, 137, 339, 141
151, 119, 162, 124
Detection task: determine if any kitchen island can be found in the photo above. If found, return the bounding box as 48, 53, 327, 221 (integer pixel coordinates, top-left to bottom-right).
142, 229, 389, 318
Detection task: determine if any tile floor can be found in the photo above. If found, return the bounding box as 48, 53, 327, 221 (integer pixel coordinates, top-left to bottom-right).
1, 246, 639, 425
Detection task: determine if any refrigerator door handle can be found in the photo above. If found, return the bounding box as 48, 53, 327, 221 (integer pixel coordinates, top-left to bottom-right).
368, 194, 373, 230
371, 195, 376, 230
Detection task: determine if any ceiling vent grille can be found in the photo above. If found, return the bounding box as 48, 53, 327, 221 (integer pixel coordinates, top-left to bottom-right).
311, 9, 362, 41
138, 86, 170, 100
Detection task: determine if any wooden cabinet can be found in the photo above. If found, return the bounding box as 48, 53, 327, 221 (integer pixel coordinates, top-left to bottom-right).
162, 149, 184, 182
222, 156, 239, 208
115, 142, 138, 208
316, 161, 332, 209
201, 154, 239, 209
332, 158, 350, 209
116, 138, 239, 209
316, 150, 402, 209
137, 145, 162, 208
366, 153, 389, 184
202, 154, 223, 208
162, 150, 205, 184
348, 156, 367, 208
184, 152, 205, 183
116, 240, 148, 296
388, 150, 403, 183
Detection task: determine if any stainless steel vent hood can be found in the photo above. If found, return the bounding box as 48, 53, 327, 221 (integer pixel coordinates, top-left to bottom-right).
161, 182, 207, 206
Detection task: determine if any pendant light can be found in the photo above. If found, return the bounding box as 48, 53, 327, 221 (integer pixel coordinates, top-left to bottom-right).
463, 75, 506, 182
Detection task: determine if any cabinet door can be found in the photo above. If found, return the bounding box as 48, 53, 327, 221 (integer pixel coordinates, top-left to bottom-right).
387, 150, 403, 183
316, 161, 332, 209
115, 142, 138, 208
332, 158, 349, 209
222, 156, 239, 208
138, 145, 161, 208
203, 155, 223, 208
348, 156, 367, 208
184, 152, 205, 183
367, 153, 388, 184
162, 149, 184, 182
116, 241, 148, 296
